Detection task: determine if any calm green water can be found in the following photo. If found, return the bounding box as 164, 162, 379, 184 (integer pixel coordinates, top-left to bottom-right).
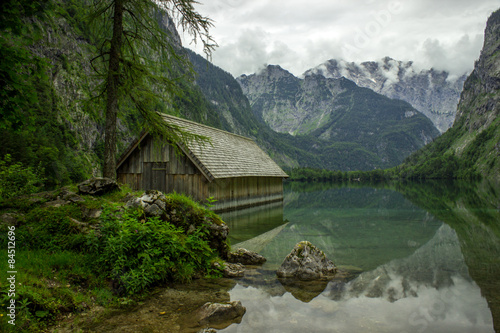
219, 180, 500, 333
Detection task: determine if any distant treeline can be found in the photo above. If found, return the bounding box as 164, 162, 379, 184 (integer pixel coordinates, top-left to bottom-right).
286, 167, 389, 182
286, 155, 483, 183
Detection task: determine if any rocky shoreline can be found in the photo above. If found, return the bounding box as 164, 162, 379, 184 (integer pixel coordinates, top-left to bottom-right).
51, 263, 358, 333
50, 239, 358, 332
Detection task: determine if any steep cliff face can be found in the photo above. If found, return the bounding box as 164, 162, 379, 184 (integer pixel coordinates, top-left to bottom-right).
397, 9, 500, 181
186, 49, 260, 137
238, 65, 346, 135
305, 57, 467, 133
455, 11, 500, 132
453, 9, 500, 180
237, 65, 440, 169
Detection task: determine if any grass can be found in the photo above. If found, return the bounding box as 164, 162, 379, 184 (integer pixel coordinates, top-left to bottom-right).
0, 250, 108, 332
0, 186, 225, 332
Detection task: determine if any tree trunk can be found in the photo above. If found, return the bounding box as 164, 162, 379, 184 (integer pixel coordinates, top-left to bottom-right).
103, 0, 124, 179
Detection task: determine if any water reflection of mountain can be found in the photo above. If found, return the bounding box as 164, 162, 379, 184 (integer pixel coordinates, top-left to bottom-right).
397, 180, 500, 333
333, 224, 470, 300
220, 182, 499, 333
222, 223, 493, 332
263, 185, 442, 271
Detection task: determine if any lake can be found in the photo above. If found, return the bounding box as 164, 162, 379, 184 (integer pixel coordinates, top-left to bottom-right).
218, 180, 500, 333
77, 180, 500, 333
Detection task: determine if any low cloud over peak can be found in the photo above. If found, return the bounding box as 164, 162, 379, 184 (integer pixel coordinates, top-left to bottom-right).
181, 0, 498, 77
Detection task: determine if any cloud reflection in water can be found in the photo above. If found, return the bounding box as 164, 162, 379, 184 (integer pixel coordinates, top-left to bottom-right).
221, 225, 494, 333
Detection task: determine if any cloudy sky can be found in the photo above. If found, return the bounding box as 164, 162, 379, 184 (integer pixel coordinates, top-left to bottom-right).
179, 0, 499, 78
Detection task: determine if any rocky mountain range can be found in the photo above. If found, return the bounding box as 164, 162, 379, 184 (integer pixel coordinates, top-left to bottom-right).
305, 57, 468, 133
236, 65, 440, 169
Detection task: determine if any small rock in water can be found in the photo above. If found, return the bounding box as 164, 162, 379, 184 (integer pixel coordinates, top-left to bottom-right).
195, 301, 246, 326
277, 241, 336, 280
212, 261, 245, 278
227, 248, 266, 265
223, 263, 245, 278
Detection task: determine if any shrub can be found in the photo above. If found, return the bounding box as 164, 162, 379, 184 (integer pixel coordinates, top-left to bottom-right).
87, 205, 222, 295
0, 154, 45, 200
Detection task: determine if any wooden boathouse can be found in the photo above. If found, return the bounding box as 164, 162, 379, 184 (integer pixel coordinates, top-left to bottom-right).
116, 114, 288, 212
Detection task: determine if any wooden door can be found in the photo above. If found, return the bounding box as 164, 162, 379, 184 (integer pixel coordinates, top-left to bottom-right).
142, 162, 167, 192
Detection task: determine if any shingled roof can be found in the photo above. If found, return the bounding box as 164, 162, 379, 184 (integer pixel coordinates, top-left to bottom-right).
118, 114, 288, 181
162, 114, 288, 180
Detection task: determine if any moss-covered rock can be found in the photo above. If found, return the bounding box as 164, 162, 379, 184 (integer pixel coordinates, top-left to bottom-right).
276, 241, 336, 280
77, 178, 120, 196
126, 190, 230, 258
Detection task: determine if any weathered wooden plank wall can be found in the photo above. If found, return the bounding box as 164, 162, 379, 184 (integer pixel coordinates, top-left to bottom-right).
208, 177, 283, 200
118, 135, 209, 195
207, 177, 284, 212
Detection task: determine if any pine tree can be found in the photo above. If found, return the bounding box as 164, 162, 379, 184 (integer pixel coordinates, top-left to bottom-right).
90, 0, 216, 179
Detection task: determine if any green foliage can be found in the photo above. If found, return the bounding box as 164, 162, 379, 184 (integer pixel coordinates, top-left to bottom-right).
0, 188, 225, 331
0, 34, 49, 131
0, 0, 94, 189
0, 154, 45, 200
393, 118, 500, 180
0, 126, 92, 189
460, 124, 496, 172
204, 196, 217, 208
0, 249, 105, 332
17, 204, 86, 251
7, 188, 224, 297
0, 0, 51, 132
87, 205, 221, 295
0, 0, 51, 33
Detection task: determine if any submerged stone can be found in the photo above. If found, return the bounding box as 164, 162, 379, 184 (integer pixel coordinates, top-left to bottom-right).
279, 278, 330, 302
212, 261, 244, 278
277, 241, 336, 280
218, 262, 245, 278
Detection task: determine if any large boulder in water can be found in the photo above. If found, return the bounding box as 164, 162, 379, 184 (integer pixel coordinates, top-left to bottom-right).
277, 241, 337, 280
